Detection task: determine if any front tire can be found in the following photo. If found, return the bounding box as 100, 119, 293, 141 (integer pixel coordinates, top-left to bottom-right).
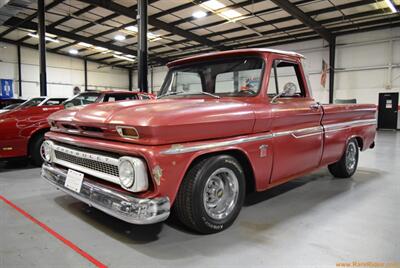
174, 155, 245, 234
328, 138, 359, 178
29, 134, 45, 167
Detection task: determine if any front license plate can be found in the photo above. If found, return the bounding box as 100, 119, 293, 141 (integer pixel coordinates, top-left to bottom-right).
65, 169, 84, 193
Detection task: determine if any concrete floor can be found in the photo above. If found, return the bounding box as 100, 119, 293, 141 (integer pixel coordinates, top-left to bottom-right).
0, 131, 399, 268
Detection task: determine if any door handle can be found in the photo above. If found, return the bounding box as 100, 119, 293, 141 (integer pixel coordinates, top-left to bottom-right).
310, 103, 320, 111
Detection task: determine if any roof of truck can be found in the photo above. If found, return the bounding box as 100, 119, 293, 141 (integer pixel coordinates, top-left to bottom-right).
167, 48, 305, 67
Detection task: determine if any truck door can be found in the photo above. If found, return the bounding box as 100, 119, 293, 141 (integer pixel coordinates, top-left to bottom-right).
267, 58, 323, 183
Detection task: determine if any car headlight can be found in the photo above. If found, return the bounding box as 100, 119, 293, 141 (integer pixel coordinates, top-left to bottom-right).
118, 156, 149, 192
41, 140, 53, 163
118, 159, 135, 188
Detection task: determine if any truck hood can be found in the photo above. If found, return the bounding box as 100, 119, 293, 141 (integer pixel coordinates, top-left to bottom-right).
49, 99, 256, 145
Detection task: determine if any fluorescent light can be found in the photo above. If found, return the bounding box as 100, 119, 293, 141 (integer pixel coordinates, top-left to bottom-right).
94, 46, 107, 51
220, 9, 242, 19
192, 10, 207, 18
201, 0, 225, 10
125, 25, 162, 41
27, 33, 60, 43
384, 0, 398, 13
125, 25, 138, 32
125, 54, 135, 58
69, 49, 78, 55
78, 42, 92, 47
114, 34, 126, 41
147, 32, 159, 39
114, 51, 123, 55
113, 54, 135, 62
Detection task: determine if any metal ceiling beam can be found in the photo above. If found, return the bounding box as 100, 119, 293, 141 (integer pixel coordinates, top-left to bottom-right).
151, 0, 355, 51
0, 37, 129, 69
164, 16, 400, 62
77, 0, 225, 50
270, 0, 333, 42
0, 0, 64, 38
155, 3, 398, 58
4, 17, 169, 65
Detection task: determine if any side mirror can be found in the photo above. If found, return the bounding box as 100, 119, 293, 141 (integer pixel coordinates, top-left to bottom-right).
270, 82, 297, 103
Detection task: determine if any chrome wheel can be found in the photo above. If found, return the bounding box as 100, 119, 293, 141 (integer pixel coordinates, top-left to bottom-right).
345, 142, 357, 172
203, 167, 239, 220
39, 141, 46, 161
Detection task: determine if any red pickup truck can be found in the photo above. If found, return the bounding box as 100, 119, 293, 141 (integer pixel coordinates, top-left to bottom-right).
0, 91, 152, 166
42, 49, 376, 234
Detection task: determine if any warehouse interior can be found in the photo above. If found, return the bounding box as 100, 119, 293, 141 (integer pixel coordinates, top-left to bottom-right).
0, 0, 399, 267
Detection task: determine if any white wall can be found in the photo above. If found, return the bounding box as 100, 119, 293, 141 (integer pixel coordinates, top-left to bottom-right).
0, 45, 130, 99
138, 27, 400, 105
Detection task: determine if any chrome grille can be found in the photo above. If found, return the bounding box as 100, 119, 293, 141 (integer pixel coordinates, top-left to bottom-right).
54, 150, 119, 177
51, 143, 120, 184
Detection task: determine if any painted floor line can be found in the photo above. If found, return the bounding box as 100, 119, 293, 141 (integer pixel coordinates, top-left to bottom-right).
0, 195, 107, 268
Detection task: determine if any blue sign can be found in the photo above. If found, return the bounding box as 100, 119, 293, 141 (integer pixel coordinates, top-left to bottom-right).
0, 79, 14, 99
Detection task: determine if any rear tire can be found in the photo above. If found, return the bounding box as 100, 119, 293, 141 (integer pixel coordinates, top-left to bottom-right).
174, 155, 245, 234
328, 138, 359, 178
29, 134, 45, 167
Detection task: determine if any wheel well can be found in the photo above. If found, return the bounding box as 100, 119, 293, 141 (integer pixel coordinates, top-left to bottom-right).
188, 150, 256, 194
27, 128, 49, 154
354, 136, 364, 150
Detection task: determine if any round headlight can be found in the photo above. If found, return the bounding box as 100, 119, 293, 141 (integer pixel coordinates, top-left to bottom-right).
118, 159, 135, 188
40, 140, 53, 162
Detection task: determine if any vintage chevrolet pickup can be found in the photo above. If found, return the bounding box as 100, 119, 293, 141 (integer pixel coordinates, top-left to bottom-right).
41, 49, 376, 234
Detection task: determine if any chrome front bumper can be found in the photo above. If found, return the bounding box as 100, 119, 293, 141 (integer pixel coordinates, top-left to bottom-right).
41, 163, 170, 224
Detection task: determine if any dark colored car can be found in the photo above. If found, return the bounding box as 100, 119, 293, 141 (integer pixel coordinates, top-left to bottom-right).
0, 98, 25, 109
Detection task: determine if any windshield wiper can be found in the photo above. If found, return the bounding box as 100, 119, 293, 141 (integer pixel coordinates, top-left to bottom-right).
157, 91, 185, 99
158, 91, 220, 99
197, 91, 220, 99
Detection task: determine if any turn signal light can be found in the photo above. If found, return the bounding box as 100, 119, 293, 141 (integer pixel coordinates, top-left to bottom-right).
116, 126, 139, 139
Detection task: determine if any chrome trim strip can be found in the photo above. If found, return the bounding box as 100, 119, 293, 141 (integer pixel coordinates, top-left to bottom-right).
324, 119, 376, 132
41, 163, 170, 225
161, 133, 274, 155
161, 119, 376, 155
292, 126, 323, 138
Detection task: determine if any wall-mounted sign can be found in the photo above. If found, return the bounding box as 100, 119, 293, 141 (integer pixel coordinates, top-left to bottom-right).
0, 79, 13, 99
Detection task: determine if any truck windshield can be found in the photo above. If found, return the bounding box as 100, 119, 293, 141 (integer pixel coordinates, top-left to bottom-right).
159, 57, 264, 98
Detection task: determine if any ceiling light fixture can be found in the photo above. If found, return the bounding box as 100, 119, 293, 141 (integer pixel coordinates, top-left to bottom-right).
94, 46, 108, 51
125, 25, 138, 32
384, 0, 398, 13
113, 54, 136, 62
27, 33, 60, 43
78, 42, 93, 47
69, 49, 78, 55
114, 34, 126, 41
200, 0, 225, 10
192, 10, 207, 19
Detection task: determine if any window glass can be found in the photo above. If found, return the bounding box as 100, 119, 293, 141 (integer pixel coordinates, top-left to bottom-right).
267, 60, 304, 97
104, 94, 138, 102
18, 98, 45, 108
43, 99, 65, 106
64, 93, 100, 108
159, 57, 264, 98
